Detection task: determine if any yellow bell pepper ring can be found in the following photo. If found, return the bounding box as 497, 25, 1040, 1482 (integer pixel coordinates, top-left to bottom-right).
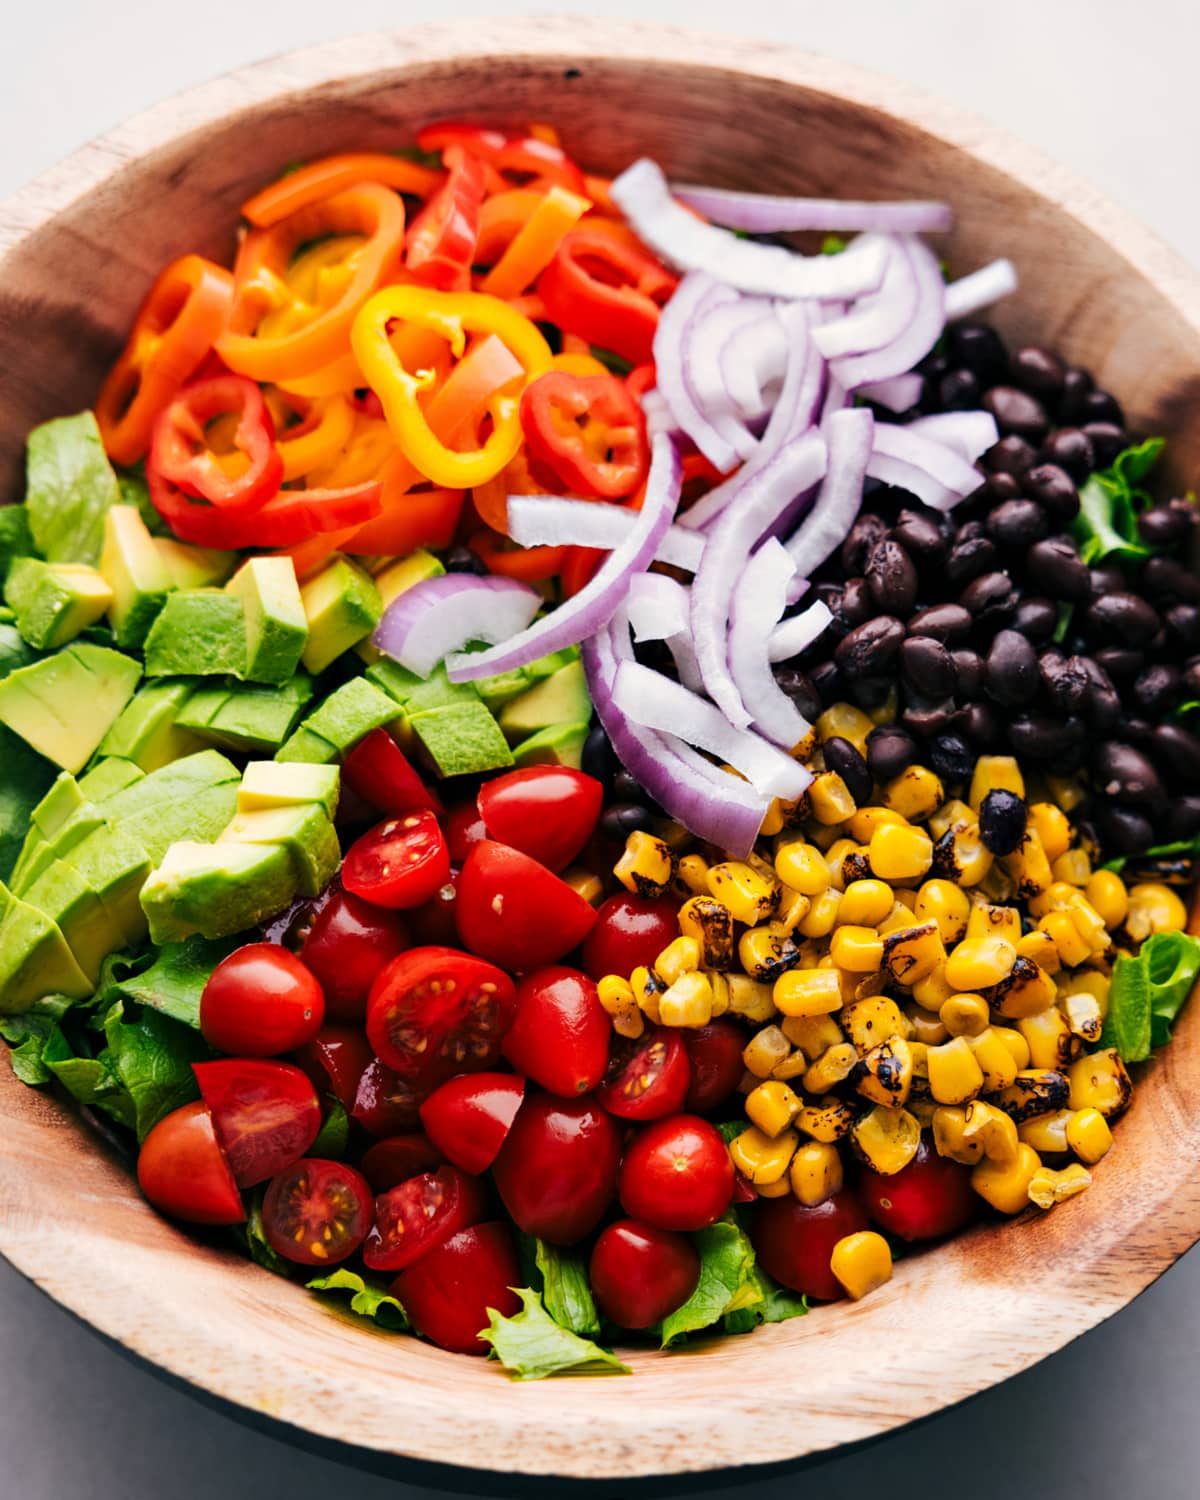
351, 286, 553, 489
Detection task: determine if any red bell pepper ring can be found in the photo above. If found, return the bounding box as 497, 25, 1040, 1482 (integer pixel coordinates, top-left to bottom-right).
416, 122, 587, 196
519, 370, 649, 500
537, 225, 678, 367
625, 363, 657, 402
149, 468, 382, 549
405, 146, 488, 291
150, 375, 283, 514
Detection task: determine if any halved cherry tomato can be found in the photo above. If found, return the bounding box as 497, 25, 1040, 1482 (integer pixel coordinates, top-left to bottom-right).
491, 1091, 621, 1245
149, 374, 282, 513
597, 1027, 691, 1121
137, 1100, 245, 1226
405, 146, 486, 290
683, 1019, 749, 1114
300, 888, 411, 1022
392, 1222, 522, 1355
618, 1114, 734, 1232
418, 1072, 525, 1174
456, 841, 597, 972
416, 123, 587, 196
589, 1219, 700, 1330
581, 892, 680, 983
342, 728, 442, 818
520, 371, 648, 499
352, 1055, 427, 1136
262, 1158, 374, 1266
752, 1190, 870, 1303
444, 802, 488, 866
294, 1024, 373, 1113
363, 1164, 488, 1272
193, 1059, 322, 1188
366, 946, 518, 1089
342, 812, 451, 911
502, 967, 610, 1098
360, 1132, 446, 1192
199, 944, 325, 1056
477, 766, 603, 873
860, 1136, 977, 1242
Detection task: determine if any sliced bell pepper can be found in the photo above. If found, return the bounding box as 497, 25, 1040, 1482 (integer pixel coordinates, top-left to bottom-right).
416, 122, 587, 195
468, 528, 567, 583
519, 370, 649, 500
479, 185, 591, 301
405, 146, 486, 291
96, 255, 234, 466
151, 470, 382, 550
476, 189, 546, 267
626, 362, 657, 402
537, 225, 678, 367
267, 391, 356, 482
149, 375, 282, 514
343, 469, 465, 555
560, 545, 605, 598
308, 413, 397, 490
552, 351, 612, 379
241, 152, 442, 227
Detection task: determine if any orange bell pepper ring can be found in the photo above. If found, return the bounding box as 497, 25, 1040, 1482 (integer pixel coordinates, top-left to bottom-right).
266, 391, 356, 482
241, 152, 443, 227
478, 185, 591, 301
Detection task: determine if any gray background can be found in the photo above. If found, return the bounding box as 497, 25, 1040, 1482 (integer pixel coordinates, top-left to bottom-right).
2, 1, 1198, 1496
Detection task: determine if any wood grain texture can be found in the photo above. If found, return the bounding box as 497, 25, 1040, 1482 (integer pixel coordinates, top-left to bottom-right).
1, 16, 1199, 1482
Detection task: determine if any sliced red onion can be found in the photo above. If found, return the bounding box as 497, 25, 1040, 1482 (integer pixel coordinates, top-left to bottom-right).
944, 258, 1018, 320
828, 237, 945, 390
625, 574, 706, 693
372, 573, 541, 678
505, 495, 705, 572
768, 600, 834, 663
611, 659, 812, 802
684, 295, 777, 458
812, 236, 915, 361
728, 540, 811, 749
866, 423, 985, 511
641, 388, 679, 440
907, 411, 1000, 464
785, 407, 875, 577
446, 434, 681, 681
721, 310, 789, 419
857, 373, 923, 413
654, 272, 744, 473
671, 183, 954, 236
612, 159, 888, 302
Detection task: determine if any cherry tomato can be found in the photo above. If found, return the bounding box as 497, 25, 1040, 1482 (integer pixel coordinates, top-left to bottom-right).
752, 1190, 870, 1302
596, 1027, 690, 1121
502, 966, 610, 1097
366, 947, 518, 1094
406, 874, 459, 947
342, 813, 451, 911
361, 1132, 446, 1192
456, 840, 597, 971
193, 1059, 322, 1188
294, 1024, 373, 1113
352, 1055, 427, 1136
732, 1172, 758, 1205
581, 893, 679, 983
492, 1091, 621, 1245
392, 1222, 522, 1355
262, 1158, 374, 1266
300, 888, 410, 1021
860, 1135, 977, 1242
342, 728, 442, 817
444, 803, 488, 866
589, 1218, 701, 1330
418, 1073, 525, 1174
199, 944, 325, 1056
477, 766, 603, 873
683, 1019, 749, 1114
618, 1114, 734, 1232
362, 1165, 488, 1272
137, 1100, 245, 1225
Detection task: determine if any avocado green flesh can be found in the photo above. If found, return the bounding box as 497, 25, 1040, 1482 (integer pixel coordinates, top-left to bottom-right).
140, 840, 298, 945
0, 643, 141, 772
177, 675, 313, 753
499, 659, 591, 741
511, 721, 590, 770
238, 762, 340, 818
276, 678, 398, 763
226, 557, 308, 686
5, 558, 113, 649
300, 556, 382, 675
100, 681, 207, 772
99, 505, 173, 649
143, 591, 247, 678
220, 802, 341, 897
0, 881, 92, 1014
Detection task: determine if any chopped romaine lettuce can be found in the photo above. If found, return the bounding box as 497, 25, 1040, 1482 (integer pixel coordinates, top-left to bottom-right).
1102, 931, 1200, 1061
1072, 436, 1164, 565
660, 1216, 759, 1346
96, 935, 240, 1029
307, 1269, 409, 1330
533, 1238, 602, 1338
25, 411, 122, 565
480, 1288, 630, 1379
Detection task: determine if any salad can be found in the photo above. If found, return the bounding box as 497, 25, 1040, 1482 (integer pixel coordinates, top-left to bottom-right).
0, 119, 1198, 1378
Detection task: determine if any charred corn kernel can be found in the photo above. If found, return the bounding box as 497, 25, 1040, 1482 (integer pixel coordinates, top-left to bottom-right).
869, 822, 934, 883
706, 970, 730, 1018
1066, 1107, 1114, 1164
962, 1100, 1020, 1164
654, 818, 693, 854
966, 902, 1022, 945
851, 1104, 921, 1174
990, 1026, 1031, 1069
676, 853, 712, 895
808, 771, 856, 825
614, 831, 674, 898
781, 1011, 845, 1059
1057, 968, 1111, 1021
773, 841, 831, 896
789, 1141, 844, 1205
796, 1097, 858, 1142
655, 936, 701, 986
726, 973, 778, 1024
1063, 895, 1109, 954
1017, 1007, 1078, 1070
969, 754, 1025, 809
940, 992, 990, 1038
771, 1050, 810, 1081
831, 1231, 893, 1300
774, 967, 843, 1018
803, 1041, 859, 1094
914, 879, 971, 945
846, 805, 905, 844
988, 955, 1059, 1020
597, 976, 644, 1039
564, 867, 604, 905
894, 886, 919, 912
759, 797, 789, 838
706, 861, 780, 927
1126, 882, 1188, 940
1038, 911, 1092, 967
1051, 848, 1092, 886
659, 971, 714, 1028
977, 861, 1017, 905
1028, 880, 1081, 919
909, 1096, 938, 1128
756, 1174, 793, 1198
743, 1025, 792, 1078
613, 1008, 644, 1040
912, 961, 956, 1013
1028, 1162, 1093, 1209
842, 848, 874, 886
1085, 869, 1129, 930
1017, 929, 1061, 974
932, 824, 994, 887
945, 935, 1017, 992
1019, 1109, 1072, 1154
630, 965, 665, 1023
854, 1037, 914, 1107
745, 1080, 802, 1137
677, 896, 735, 971
730, 1125, 799, 1185
926, 1036, 985, 1105
1061, 990, 1103, 1044
737, 924, 799, 982
774, 887, 812, 934
879, 921, 944, 988
824, 839, 858, 890
1068, 1048, 1132, 1118
972, 1143, 1041, 1214
932, 1106, 982, 1164
1045, 772, 1085, 812
829, 925, 883, 973
884, 765, 944, 822
841, 995, 906, 1053
838, 878, 894, 928
994, 1068, 1071, 1125
1027, 802, 1071, 863
967, 1028, 1019, 1092
1002, 830, 1054, 899
816, 702, 874, 753
907, 1006, 950, 1045
879, 902, 920, 937
929, 798, 974, 840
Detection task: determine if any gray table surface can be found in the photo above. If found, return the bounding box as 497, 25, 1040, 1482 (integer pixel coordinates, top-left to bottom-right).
3, 1, 1198, 1496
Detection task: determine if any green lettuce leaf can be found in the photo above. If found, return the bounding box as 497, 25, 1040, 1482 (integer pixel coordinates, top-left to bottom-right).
660, 1217, 759, 1347
24, 411, 122, 565
102, 1000, 208, 1141
722, 1267, 808, 1334
97, 936, 239, 1029
0, 996, 72, 1085
0, 725, 57, 884
310, 1096, 349, 1159
533, 1239, 601, 1338
1072, 436, 1164, 565
1102, 930, 1200, 1060
237, 1190, 294, 1278
1103, 836, 1200, 873
0, 506, 33, 580
307, 1269, 409, 1330
41, 1026, 136, 1128
480, 1287, 630, 1380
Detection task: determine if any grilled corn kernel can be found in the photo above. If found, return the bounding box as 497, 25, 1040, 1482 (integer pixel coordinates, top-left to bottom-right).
774, 887, 812, 935
929, 798, 974, 841
678, 854, 712, 897
707, 861, 780, 927
789, 1141, 844, 1205
962, 1099, 1020, 1164
914, 879, 972, 945
774, 841, 832, 896
631, 965, 665, 1023
870, 822, 935, 885
614, 830, 674, 898
940, 992, 990, 1038
659, 971, 714, 1028
1042, 771, 1084, 811
743, 1025, 792, 1078
987, 955, 1059, 1020
1027, 802, 1071, 863
655, 936, 701, 986
932, 1106, 982, 1164
968, 1028, 1021, 1092
809, 771, 857, 826
759, 798, 789, 838
1016, 929, 1061, 974
796, 887, 841, 940
564, 867, 604, 905
838, 879, 894, 928
727, 975, 778, 1026
841, 995, 906, 1054
932, 824, 994, 887
881, 920, 946, 987
907, 1006, 950, 1045
816, 702, 875, 753
1067, 1048, 1132, 1118
796, 1097, 858, 1142
706, 970, 730, 1018
893, 886, 919, 912
1063, 895, 1109, 955
1126, 882, 1187, 940
1018, 1108, 1072, 1155
1061, 990, 1103, 1044
912, 961, 956, 1013
851, 1104, 921, 1175
884, 765, 945, 822
1028, 1162, 1093, 1209
596, 976, 644, 1039
829, 926, 884, 974
846, 805, 905, 844
1051, 848, 1092, 887
969, 754, 1025, 809
991, 1025, 1031, 1069
854, 1037, 914, 1107
735, 925, 796, 984
1002, 830, 1055, 899
774, 967, 843, 1019
1017, 1007, 1078, 1070
1057, 969, 1111, 1021
1037, 910, 1092, 967
831, 1231, 893, 1300
972, 1143, 1042, 1214
966, 902, 1023, 946
803, 1041, 859, 1094
781, 1011, 845, 1059
823, 839, 858, 890
945, 935, 1017, 992
730, 1125, 799, 1185
1066, 1107, 1114, 1164
977, 861, 1017, 905
879, 902, 921, 937
1084, 869, 1129, 930
1028, 880, 1081, 918
994, 1068, 1071, 1125
677, 896, 735, 971
926, 1036, 985, 1105
745, 1080, 802, 1137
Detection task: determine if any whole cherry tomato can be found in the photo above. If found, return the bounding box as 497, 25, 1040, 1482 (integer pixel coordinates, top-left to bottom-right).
262, 1158, 374, 1266
193, 1059, 322, 1188
752, 1190, 870, 1302
683, 1019, 748, 1114
477, 766, 603, 872
300, 888, 411, 1021
406, 875, 459, 947
860, 1135, 977, 1242
199, 944, 325, 1056
360, 1132, 446, 1192
352, 1055, 427, 1136
492, 1091, 621, 1244
343, 813, 451, 910
294, 1024, 373, 1113
596, 1027, 690, 1121
456, 841, 597, 971
502, 966, 610, 1097
363, 1165, 488, 1272
418, 1073, 525, 1174
618, 1114, 734, 1232
342, 728, 442, 817
137, 1100, 245, 1225
589, 1218, 701, 1329
392, 1222, 523, 1355
581, 893, 679, 982
444, 802, 488, 866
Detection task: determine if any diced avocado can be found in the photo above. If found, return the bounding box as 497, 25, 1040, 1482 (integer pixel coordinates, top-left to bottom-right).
10, 775, 104, 896
499, 660, 591, 742
226, 556, 308, 685
300, 556, 382, 674
511, 722, 591, 770
23, 859, 115, 985
0, 507, 33, 581
99, 680, 206, 772
99, 505, 173, 648
24, 411, 122, 565
238, 761, 340, 819
474, 646, 583, 711
0, 881, 92, 1013
357, 550, 446, 665
30, 773, 86, 841
277, 678, 398, 762
271, 725, 336, 764
143, 590, 247, 678
116, 772, 241, 865
0, 643, 140, 772
140, 840, 296, 945
67, 824, 155, 950
176, 675, 313, 754
411, 702, 514, 778
78, 757, 144, 802
368, 659, 470, 717
220, 803, 341, 897
5, 557, 114, 649
153, 537, 236, 589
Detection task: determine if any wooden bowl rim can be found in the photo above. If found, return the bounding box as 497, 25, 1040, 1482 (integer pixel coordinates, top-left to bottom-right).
2, 16, 1200, 1484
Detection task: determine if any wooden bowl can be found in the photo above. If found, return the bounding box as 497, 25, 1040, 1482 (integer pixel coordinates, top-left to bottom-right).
2, 17, 1200, 1486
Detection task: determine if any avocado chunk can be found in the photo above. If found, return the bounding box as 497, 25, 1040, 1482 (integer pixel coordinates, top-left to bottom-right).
5, 557, 114, 649
154, 537, 237, 589
410, 702, 514, 778
220, 802, 341, 897
100, 680, 207, 771
78, 758, 145, 801
23, 859, 118, 985
99, 505, 173, 648
238, 761, 340, 819
0, 643, 141, 772
11, 760, 145, 896
357, 550, 446, 665
24, 411, 122, 565
177, 675, 313, 754
0, 507, 33, 583
511, 722, 591, 770
0, 880, 92, 1013
499, 660, 591, 742
143, 590, 247, 678
276, 677, 398, 763
108, 753, 241, 865
67, 823, 155, 950
225, 556, 308, 685
29, 772, 86, 841
300, 556, 382, 674
140, 840, 297, 945
475, 646, 583, 712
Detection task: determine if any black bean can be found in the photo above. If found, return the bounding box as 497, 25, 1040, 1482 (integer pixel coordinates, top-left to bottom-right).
846, 675, 895, 712
986, 498, 1048, 548
1081, 421, 1128, 467
1093, 647, 1145, 684
945, 535, 999, 586
939, 369, 982, 411
983, 386, 1051, 442
445, 545, 489, 575
982, 470, 1023, 504
1007, 712, 1085, 760
1084, 592, 1161, 646
951, 649, 985, 698
582, 725, 617, 787
866, 725, 918, 782
979, 788, 1028, 855
947, 322, 1008, 380
891, 508, 948, 566
985, 630, 1039, 706
1057, 367, 1095, 424
1091, 742, 1166, 810
1165, 604, 1200, 648
960, 570, 1018, 622
834, 616, 906, 678
902, 698, 958, 738
985, 434, 1038, 477
773, 666, 822, 723
907, 602, 973, 642
1037, 428, 1094, 483
1138, 504, 1193, 547
865, 539, 919, 615
1094, 801, 1155, 857
1008, 345, 1066, 403
955, 700, 1002, 747
840, 513, 890, 574
929, 732, 975, 785
1078, 658, 1122, 732
808, 661, 842, 708
1087, 562, 1126, 600
1082, 389, 1125, 427
1022, 463, 1080, 524
601, 803, 655, 839
1175, 795, 1200, 837
1038, 650, 1089, 713
1144, 556, 1200, 604
1025, 537, 1090, 600
1129, 664, 1180, 717
1011, 596, 1059, 642
1184, 659, 1200, 698
899, 636, 956, 697
1149, 723, 1200, 783
824, 736, 873, 805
